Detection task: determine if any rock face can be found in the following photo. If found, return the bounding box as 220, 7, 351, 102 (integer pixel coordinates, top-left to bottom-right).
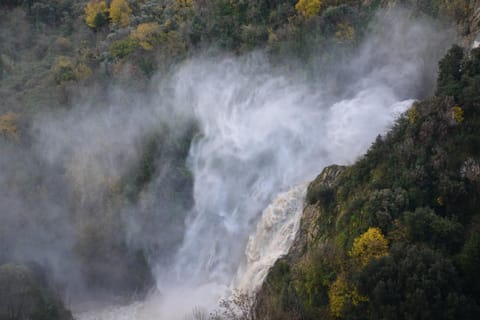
469, 0, 480, 46
0, 263, 73, 320
288, 165, 346, 261
254, 165, 346, 320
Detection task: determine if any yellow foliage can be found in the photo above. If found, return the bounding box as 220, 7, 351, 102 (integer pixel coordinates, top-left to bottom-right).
452, 105, 464, 123
52, 56, 73, 68
0, 112, 19, 141
335, 22, 355, 43
51, 56, 75, 83
174, 0, 193, 9
328, 274, 368, 318
84, 0, 108, 28
131, 22, 161, 50
371, 167, 385, 185
295, 0, 323, 18
173, 0, 194, 20
352, 287, 368, 305
110, 0, 132, 27
51, 56, 93, 84
350, 227, 388, 267
437, 196, 445, 206
267, 28, 279, 45
75, 63, 94, 80
407, 103, 420, 124
328, 276, 349, 318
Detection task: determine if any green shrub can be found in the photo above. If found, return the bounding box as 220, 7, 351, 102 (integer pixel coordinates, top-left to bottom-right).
25, 0, 73, 26
459, 230, 480, 298
109, 38, 139, 59
356, 244, 478, 320
436, 44, 464, 98
403, 207, 464, 252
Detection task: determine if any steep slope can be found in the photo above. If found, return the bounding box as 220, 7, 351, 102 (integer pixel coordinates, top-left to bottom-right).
255, 46, 480, 319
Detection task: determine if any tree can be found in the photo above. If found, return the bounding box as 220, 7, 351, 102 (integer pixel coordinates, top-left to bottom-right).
84, 0, 108, 29
0, 264, 35, 320
451, 105, 464, 123
0, 112, 19, 141
459, 232, 480, 299
0, 263, 72, 320
356, 244, 480, 319
109, 0, 132, 27
109, 38, 138, 59
328, 275, 350, 318
295, 0, 323, 18
349, 227, 388, 267
328, 274, 367, 318
436, 44, 464, 98
131, 22, 161, 50
211, 291, 257, 320
50, 56, 93, 84
1, 0, 23, 8
335, 22, 355, 43
403, 207, 464, 253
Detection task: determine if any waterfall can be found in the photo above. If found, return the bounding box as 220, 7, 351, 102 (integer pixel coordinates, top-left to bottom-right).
76, 183, 308, 320
234, 183, 308, 292
74, 10, 452, 319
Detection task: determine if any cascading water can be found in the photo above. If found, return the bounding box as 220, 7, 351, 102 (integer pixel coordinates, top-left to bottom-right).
234, 183, 309, 293
75, 10, 454, 320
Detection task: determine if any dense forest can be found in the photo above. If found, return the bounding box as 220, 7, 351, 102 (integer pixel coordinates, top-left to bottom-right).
1, 0, 480, 319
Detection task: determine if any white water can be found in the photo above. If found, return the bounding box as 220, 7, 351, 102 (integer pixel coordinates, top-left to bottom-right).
75, 64, 413, 319
76, 183, 308, 320
234, 183, 308, 292
76, 184, 308, 320
75, 10, 453, 320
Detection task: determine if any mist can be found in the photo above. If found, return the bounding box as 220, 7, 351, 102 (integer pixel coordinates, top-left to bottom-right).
0, 7, 454, 319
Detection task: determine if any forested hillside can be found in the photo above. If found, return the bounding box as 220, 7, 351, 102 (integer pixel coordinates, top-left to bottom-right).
0, 0, 475, 113
1, 1, 479, 319
255, 45, 480, 319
